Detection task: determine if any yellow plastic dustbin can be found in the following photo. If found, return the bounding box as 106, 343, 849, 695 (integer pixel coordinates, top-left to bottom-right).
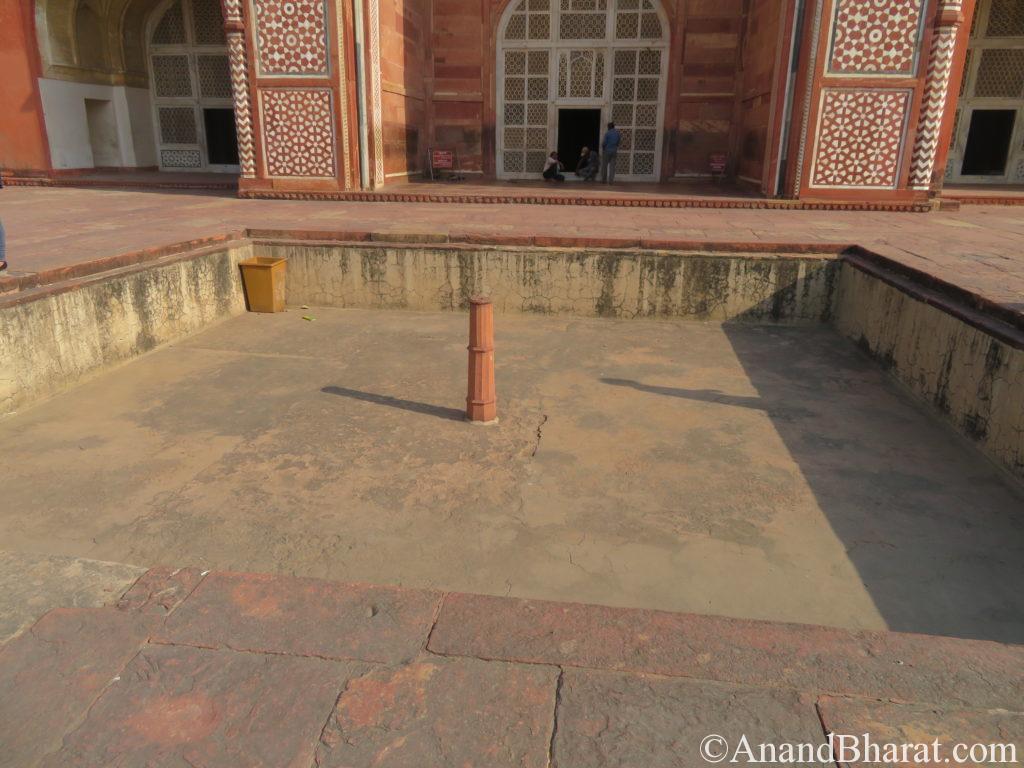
239, 257, 287, 313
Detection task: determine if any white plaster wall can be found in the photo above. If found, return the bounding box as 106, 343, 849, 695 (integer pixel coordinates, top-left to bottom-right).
125, 86, 157, 167
38, 79, 155, 169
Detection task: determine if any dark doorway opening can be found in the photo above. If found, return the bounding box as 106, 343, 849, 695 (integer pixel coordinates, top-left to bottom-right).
961, 109, 1016, 176
203, 108, 239, 166
557, 108, 601, 176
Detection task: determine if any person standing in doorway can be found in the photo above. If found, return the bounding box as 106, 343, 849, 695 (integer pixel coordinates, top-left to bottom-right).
600, 122, 621, 184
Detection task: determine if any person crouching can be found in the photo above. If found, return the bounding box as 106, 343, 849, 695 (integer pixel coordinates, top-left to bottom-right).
542, 151, 566, 182
575, 146, 599, 181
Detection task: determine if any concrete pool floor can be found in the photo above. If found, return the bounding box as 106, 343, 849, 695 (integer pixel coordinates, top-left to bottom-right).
2, 308, 1022, 643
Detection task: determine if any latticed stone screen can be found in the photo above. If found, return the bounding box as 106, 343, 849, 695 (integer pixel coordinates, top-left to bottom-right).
504, 0, 551, 41
986, 0, 1024, 37
149, 0, 237, 170
499, 0, 665, 178
557, 50, 605, 98
152, 55, 193, 97
948, 0, 1024, 182
159, 106, 198, 144
502, 49, 551, 173
192, 0, 226, 44
974, 48, 1024, 97
559, 0, 608, 40
160, 149, 202, 167
197, 55, 232, 98
613, 0, 662, 41
153, 1, 187, 44
610, 48, 660, 175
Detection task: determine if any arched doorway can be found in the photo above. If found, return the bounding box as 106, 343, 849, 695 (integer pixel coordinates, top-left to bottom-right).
147, 0, 239, 171
496, 0, 669, 181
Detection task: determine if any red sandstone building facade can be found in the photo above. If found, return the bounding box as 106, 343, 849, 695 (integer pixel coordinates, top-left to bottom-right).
1, 0, 1021, 202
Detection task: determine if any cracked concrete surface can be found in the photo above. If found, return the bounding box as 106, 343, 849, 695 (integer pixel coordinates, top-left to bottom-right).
0, 308, 1022, 642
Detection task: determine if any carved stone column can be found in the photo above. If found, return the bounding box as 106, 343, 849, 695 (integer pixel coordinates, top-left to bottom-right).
221, 0, 256, 178
909, 2, 964, 190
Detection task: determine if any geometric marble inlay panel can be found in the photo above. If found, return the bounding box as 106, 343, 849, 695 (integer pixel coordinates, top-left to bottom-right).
829, 0, 925, 75
811, 88, 911, 187
260, 88, 336, 176
253, 0, 329, 75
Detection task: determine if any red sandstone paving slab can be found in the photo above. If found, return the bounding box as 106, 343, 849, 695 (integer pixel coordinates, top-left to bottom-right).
0, 608, 150, 768
116, 566, 206, 617
37, 644, 367, 768
316, 653, 558, 768
427, 594, 1024, 710
554, 668, 828, 768
817, 696, 1024, 768
156, 571, 441, 663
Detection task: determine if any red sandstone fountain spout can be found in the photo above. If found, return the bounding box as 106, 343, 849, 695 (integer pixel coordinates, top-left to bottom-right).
466, 297, 497, 424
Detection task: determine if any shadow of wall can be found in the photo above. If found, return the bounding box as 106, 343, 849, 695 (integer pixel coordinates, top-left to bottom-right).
710, 257, 1024, 643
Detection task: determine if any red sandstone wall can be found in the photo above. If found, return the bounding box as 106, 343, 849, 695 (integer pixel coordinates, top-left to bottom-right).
429, 0, 487, 173
670, 0, 745, 177
735, 0, 782, 188
380, 0, 432, 179
0, 0, 51, 173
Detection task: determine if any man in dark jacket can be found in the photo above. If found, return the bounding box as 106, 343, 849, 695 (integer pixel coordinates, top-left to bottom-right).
600, 122, 622, 183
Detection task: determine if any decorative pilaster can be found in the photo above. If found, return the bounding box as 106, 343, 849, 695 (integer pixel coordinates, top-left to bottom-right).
793, 0, 825, 196
366, 0, 384, 188
222, 0, 256, 178
335, 0, 352, 189
909, 2, 963, 189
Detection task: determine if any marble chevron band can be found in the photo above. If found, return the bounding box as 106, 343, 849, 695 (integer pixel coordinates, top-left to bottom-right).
910, 24, 959, 189
227, 31, 256, 178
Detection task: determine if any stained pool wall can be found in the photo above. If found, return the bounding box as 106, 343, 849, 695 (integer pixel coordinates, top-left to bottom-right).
260, 241, 838, 323
833, 262, 1024, 481
0, 243, 250, 415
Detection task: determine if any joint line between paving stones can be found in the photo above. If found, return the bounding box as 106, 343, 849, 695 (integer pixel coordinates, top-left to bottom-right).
147, 635, 403, 666
813, 696, 842, 768
422, 644, 566, 671
418, 645, 987, 710
33, 645, 150, 768
423, 592, 450, 656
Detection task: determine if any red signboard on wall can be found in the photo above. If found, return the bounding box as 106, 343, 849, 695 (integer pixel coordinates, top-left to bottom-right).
431, 149, 455, 169
709, 154, 727, 173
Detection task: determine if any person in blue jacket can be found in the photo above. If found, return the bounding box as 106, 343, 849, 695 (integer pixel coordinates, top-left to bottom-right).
600, 122, 622, 184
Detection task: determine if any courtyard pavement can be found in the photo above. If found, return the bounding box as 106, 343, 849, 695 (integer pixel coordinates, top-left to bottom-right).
1, 565, 1022, 768
0, 186, 1022, 318
2, 187, 1023, 763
